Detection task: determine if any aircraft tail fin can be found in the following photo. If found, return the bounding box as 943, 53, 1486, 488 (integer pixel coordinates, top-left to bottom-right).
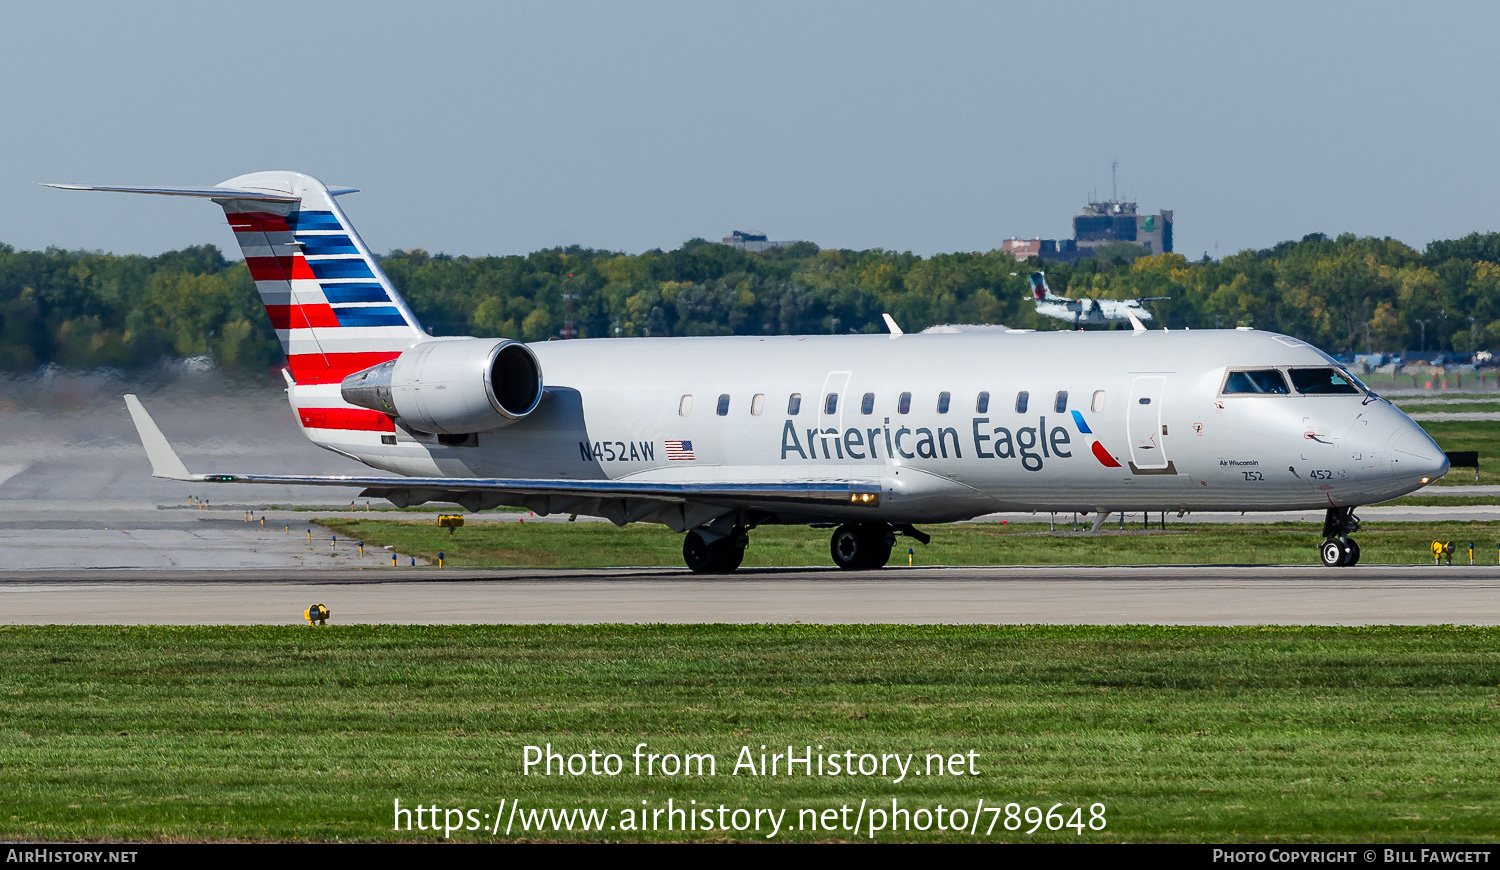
47, 172, 425, 386
1029, 271, 1050, 301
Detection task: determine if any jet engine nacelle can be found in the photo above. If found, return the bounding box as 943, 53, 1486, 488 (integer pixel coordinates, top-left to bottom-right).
340, 338, 543, 435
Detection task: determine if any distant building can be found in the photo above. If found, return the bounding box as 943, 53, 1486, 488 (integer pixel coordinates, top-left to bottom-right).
720, 230, 798, 253
1003, 199, 1173, 263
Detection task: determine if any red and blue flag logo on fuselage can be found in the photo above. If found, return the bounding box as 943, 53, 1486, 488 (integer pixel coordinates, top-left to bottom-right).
1070, 410, 1122, 468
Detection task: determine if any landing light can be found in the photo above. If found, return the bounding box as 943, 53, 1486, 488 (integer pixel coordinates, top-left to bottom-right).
850, 493, 880, 506
1420, 477, 1431, 484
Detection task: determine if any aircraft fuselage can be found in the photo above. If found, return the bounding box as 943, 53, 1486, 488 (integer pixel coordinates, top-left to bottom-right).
298, 328, 1446, 525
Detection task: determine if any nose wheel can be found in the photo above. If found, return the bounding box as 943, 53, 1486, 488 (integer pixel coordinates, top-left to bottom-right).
1319, 508, 1362, 567
1320, 536, 1360, 567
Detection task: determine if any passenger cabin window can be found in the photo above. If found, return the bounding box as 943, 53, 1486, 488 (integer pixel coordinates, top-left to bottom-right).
1223, 369, 1291, 395
824, 393, 838, 415
679, 395, 693, 417
1054, 391, 1068, 413
1015, 391, 1029, 414
751, 394, 765, 416
1289, 368, 1362, 395
937, 392, 951, 414
898, 392, 912, 414
976, 391, 990, 414
787, 393, 802, 415
1091, 390, 1106, 412
861, 392, 875, 414
717, 394, 730, 416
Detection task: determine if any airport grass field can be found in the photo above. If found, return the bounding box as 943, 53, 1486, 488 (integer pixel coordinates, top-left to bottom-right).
2, 624, 1498, 843
314, 517, 1500, 569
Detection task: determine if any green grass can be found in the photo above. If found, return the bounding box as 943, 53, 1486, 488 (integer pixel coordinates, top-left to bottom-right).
1360, 371, 1496, 392
1419, 420, 1500, 485
1373, 495, 1500, 507
2, 625, 1497, 843
314, 518, 1500, 569
1398, 401, 1500, 414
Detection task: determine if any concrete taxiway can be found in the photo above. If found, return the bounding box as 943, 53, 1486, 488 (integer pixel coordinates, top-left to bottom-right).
3, 565, 1499, 626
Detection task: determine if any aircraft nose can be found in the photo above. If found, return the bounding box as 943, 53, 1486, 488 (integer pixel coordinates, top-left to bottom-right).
1390, 426, 1449, 485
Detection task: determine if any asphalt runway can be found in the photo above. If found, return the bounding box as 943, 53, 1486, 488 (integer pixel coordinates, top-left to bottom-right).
4, 564, 1499, 626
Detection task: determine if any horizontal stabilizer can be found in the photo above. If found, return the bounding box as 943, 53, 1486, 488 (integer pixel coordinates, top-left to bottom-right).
44, 183, 300, 203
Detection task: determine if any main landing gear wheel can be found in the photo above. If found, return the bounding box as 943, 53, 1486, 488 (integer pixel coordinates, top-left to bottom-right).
1319, 507, 1363, 568
829, 523, 895, 570
683, 529, 747, 574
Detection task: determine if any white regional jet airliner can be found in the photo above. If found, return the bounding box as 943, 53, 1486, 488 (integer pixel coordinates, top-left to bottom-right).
51, 172, 1449, 571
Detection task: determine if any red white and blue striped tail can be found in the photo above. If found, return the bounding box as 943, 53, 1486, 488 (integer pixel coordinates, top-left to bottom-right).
47, 171, 425, 387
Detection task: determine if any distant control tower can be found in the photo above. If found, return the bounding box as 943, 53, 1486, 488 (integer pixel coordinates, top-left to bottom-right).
1072, 199, 1173, 256
1001, 164, 1173, 262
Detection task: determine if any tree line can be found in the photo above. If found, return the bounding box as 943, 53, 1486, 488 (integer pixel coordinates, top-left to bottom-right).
2, 229, 1498, 373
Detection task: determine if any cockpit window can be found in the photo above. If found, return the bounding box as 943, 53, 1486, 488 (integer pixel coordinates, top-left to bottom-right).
1289, 367, 1362, 395
1223, 369, 1290, 395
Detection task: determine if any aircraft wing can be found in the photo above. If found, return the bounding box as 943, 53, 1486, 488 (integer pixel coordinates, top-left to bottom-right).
124, 395, 882, 523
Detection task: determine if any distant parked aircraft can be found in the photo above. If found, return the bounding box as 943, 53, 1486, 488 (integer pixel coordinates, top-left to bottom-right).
1030, 272, 1169, 329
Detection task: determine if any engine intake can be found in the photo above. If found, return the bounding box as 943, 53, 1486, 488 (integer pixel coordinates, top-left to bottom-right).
341, 338, 543, 434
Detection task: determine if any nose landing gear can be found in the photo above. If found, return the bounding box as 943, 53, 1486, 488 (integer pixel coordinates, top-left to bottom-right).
1319, 507, 1362, 567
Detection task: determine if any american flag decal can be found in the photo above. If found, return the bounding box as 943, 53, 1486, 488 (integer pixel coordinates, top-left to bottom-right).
665, 440, 696, 461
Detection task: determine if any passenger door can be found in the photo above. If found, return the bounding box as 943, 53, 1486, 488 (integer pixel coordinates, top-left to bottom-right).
1127, 375, 1171, 471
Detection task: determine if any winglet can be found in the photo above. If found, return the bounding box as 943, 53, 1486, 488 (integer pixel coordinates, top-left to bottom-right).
123, 394, 201, 481
881, 313, 903, 337
1125, 308, 1148, 334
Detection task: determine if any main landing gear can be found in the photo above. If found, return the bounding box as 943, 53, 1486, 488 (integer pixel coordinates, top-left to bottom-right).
830, 522, 930, 570
1319, 507, 1361, 567
682, 522, 930, 573
682, 527, 748, 574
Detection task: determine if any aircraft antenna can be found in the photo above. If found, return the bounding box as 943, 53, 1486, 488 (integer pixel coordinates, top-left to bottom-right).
1111, 157, 1118, 202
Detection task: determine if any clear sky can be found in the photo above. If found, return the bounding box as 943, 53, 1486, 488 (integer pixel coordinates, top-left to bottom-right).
6, 1, 1499, 261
